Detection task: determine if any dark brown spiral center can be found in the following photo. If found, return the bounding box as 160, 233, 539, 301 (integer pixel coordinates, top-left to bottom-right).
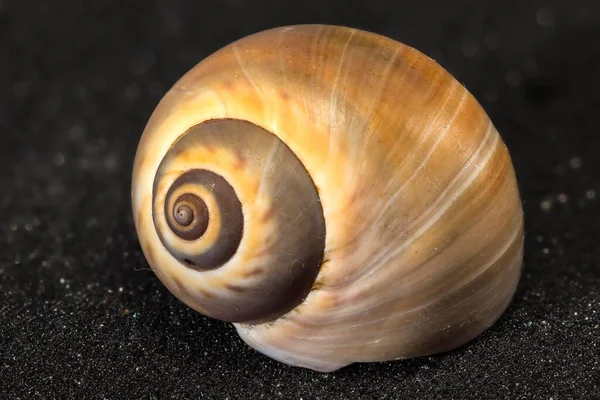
155, 168, 244, 270
174, 204, 193, 226
168, 193, 210, 240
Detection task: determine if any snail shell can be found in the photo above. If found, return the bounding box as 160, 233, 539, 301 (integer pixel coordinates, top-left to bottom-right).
131, 24, 524, 372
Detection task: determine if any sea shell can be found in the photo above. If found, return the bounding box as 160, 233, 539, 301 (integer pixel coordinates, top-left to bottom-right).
131, 24, 524, 372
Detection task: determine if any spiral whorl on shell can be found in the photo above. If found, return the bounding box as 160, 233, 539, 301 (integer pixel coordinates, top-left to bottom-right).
148, 118, 326, 324
132, 24, 524, 372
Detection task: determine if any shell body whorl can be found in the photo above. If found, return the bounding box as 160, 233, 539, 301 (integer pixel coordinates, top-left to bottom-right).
132, 24, 524, 372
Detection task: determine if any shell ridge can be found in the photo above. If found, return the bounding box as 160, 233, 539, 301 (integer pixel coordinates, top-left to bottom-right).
232, 44, 262, 97
346, 44, 404, 190
379, 78, 459, 196
379, 87, 470, 210
287, 214, 523, 338
346, 121, 499, 287
321, 87, 475, 288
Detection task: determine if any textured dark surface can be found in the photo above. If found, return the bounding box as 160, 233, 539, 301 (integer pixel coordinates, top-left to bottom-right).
1, 0, 599, 399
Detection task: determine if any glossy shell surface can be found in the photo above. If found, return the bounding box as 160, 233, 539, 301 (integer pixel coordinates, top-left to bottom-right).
132, 24, 524, 372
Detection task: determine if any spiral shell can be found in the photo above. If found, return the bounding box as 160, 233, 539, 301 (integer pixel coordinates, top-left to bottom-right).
132, 24, 524, 372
